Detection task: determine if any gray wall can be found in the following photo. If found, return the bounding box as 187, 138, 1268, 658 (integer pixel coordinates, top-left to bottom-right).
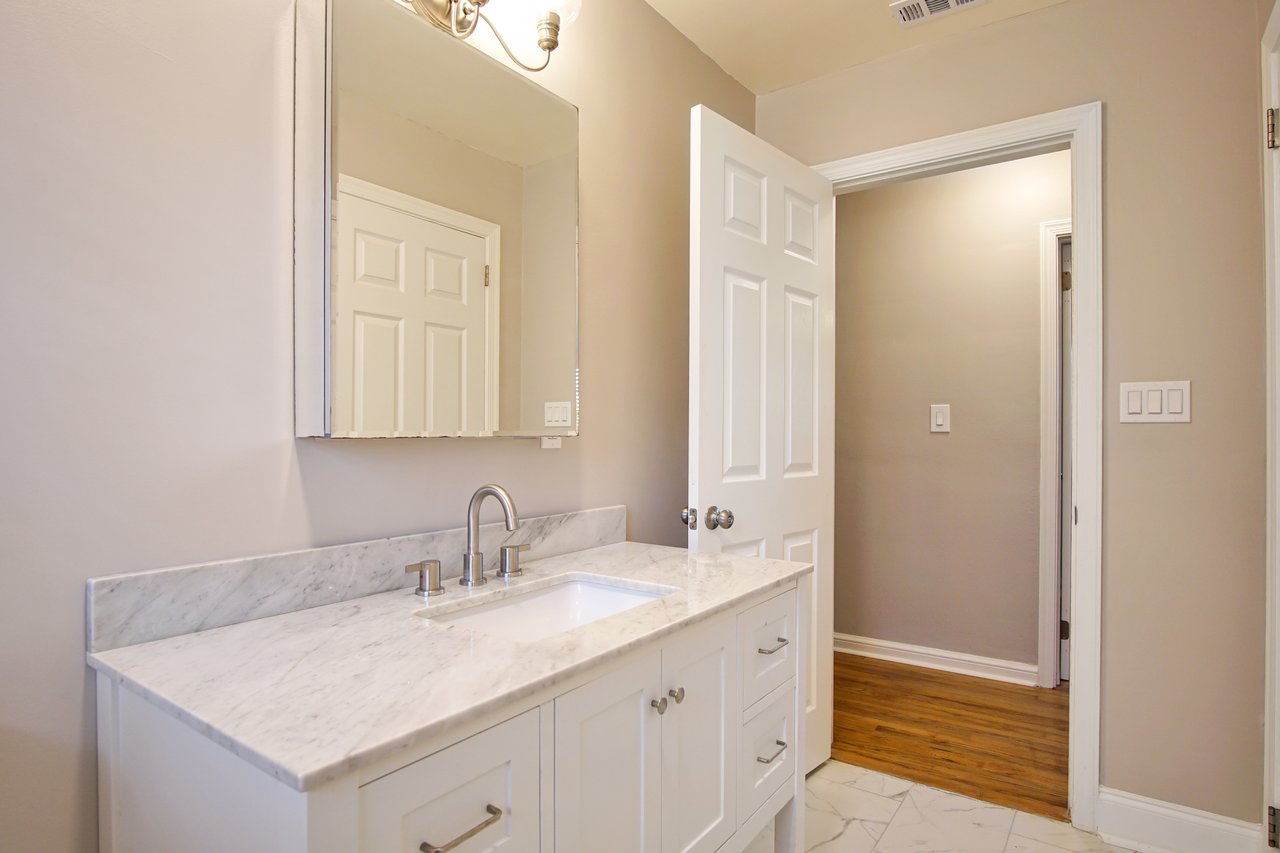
835, 151, 1071, 664
759, 0, 1266, 823
0, 0, 754, 849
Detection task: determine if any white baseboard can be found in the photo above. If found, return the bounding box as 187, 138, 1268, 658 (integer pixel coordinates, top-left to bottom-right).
833, 633, 1038, 687
1093, 787, 1263, 853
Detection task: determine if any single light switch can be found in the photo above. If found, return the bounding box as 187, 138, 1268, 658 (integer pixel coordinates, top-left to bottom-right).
930, 404, 951, 433
1119, 381, 1191, 423
539, 436, 562, 450
1126, 390, 1143, 415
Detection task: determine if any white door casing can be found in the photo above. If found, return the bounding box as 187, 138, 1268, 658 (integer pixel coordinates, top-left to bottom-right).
688, 105, 836, 774
333, 176, 500, 437
1264, 3, 1280, 837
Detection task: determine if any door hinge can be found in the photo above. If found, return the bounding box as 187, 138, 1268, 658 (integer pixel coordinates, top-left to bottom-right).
484, 264, 490, 287
1269, 109, 1279, 150
1269, 805, 1278, 847
1059, 620, 1070, 641
1073, 506, 1078, 525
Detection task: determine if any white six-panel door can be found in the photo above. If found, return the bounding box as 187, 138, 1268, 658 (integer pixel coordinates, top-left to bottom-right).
333, 177, 497, 437
688, 105, 835, 774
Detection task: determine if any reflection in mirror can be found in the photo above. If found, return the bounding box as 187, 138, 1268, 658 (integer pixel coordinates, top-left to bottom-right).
330, 0, 578, 437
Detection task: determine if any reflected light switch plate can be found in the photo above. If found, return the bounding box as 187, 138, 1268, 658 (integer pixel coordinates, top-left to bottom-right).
544, 402, 572, 427
930, 404, 951, 433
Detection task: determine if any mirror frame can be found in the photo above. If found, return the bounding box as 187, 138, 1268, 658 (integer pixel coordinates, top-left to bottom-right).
293, 0, 581, 439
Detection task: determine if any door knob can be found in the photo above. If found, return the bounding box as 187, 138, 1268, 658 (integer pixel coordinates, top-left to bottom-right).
680, 507, 698, 530
705, 506, 735, 530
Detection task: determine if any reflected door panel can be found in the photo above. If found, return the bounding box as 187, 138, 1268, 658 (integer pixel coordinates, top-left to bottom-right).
334, 188, 490, 436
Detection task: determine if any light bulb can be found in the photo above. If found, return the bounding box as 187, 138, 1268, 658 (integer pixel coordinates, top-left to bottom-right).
543, 0, 581, 26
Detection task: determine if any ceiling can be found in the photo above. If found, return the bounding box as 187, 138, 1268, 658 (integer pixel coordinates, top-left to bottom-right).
641, 0, 1071, 94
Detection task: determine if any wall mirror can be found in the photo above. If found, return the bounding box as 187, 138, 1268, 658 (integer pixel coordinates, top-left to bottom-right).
295, 0, 579, 438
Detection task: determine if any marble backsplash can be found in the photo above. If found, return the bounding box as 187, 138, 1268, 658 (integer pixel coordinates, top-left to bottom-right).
87, 505, 627, 652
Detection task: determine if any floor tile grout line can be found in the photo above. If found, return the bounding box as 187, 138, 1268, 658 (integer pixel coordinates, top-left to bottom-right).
869, 779, 913, 853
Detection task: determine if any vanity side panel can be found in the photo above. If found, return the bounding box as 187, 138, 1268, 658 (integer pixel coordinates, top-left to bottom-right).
111, 688, 315, 853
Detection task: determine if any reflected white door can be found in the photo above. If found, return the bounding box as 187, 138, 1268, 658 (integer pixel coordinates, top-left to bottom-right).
334, 182, 494, 437
687, 105, 835, 773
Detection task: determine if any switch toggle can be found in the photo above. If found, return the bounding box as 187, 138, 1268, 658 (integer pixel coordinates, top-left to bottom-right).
930, 404, 951, 433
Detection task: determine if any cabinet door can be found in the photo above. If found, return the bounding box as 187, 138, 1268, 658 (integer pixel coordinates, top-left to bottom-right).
554, 651, 662, 853
661, 615, 737, 853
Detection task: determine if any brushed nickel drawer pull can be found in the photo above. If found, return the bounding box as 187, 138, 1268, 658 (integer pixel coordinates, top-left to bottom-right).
757, 637, 789, 655
420, 804, 502, 853
756, 740, 788, 765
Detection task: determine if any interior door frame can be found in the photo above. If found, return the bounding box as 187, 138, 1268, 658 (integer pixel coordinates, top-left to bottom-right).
335, 174, 502, 436
812, 101, 1104, 831
1262, 4, 1280, 839
1039, 218, 1072, 689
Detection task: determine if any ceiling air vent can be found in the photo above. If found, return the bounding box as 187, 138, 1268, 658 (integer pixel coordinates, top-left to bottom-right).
889, 0, 987, 27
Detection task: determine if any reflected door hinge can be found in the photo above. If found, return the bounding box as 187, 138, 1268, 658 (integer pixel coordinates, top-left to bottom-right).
1268, 805, 1277, 847
1269, 109, 1279, 150
484, 264, 490, 287
1060, 620, 1070, 641
1073, 506, 1078, 525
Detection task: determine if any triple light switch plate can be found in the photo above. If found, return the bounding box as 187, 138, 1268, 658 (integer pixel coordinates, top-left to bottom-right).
1119, 381, 1191, 423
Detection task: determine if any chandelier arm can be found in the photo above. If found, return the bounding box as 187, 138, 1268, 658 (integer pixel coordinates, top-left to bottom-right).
477, 10, 552, 72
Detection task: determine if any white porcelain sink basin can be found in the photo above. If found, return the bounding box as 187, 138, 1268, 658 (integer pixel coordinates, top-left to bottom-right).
429, 577, 673, 642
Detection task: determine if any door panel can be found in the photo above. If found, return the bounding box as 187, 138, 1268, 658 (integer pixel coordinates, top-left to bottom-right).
335, 187, 490, 437
661, 616, 737, 853
689, 105, 835, 773
554, 653, 662, 853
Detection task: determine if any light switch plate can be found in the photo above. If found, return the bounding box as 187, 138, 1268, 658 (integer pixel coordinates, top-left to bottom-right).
539, 436, 562, 450
930, 404, 951, 433
544, 401, 572, 427
1118, 381, 1191, 423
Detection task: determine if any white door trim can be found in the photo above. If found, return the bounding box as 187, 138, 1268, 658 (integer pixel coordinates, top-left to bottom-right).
812, 101, 1104, 831
1039, 218, 1072, 689
1262, 4, 1280, 842
336, 175, 502, 435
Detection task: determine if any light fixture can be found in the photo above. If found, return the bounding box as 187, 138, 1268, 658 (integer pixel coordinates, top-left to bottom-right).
408, 0, 580, 72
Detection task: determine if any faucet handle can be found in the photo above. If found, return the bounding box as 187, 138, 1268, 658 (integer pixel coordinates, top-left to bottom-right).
405, 560, 444, 598
497, 543, 531, 579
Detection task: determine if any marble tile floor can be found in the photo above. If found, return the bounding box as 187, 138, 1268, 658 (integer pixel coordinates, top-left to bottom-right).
743, 760, 1131, 853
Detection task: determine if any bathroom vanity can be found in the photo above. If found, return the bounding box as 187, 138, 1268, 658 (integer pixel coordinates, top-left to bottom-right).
88, 515, 811, 853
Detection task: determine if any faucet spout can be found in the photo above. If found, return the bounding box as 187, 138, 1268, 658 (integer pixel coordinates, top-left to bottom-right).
462, 484, 520, 586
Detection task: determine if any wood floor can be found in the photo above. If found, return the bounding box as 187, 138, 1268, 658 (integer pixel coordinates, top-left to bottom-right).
832, 653, 1069, 821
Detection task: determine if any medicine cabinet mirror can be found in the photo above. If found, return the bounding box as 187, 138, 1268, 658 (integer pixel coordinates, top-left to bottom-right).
295, 0, 580, 438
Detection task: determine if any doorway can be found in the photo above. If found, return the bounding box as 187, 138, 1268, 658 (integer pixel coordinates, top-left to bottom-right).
825, 150, 1073, 819
814, 102, 1104, 830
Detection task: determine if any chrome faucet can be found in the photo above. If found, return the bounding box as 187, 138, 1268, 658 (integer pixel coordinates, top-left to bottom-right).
462, 484, 520, 586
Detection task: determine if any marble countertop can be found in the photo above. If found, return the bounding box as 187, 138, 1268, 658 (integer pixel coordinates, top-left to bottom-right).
88, 542, 811, 792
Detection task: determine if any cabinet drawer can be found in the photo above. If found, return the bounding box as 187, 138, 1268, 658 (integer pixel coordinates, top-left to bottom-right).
359, 708, 540, 853
738, 683, 795, 822
738, 589, 797, 709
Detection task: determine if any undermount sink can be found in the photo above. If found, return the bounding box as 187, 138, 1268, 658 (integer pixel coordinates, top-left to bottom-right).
426, 576, 675, 642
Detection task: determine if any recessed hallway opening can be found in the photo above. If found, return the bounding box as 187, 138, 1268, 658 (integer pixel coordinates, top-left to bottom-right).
831, 148, 1074, 824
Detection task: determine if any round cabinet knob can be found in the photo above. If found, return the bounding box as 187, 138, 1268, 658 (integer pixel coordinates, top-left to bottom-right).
668, 687, 685, 704
704, 506, 735, 530
651, 696, 668, 715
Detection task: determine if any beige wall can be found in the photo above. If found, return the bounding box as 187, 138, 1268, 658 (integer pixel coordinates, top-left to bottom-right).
0, 0, 753, 849
759, 0, 1265, 822
520, 152, 579, 430
835, 151, 1071, 663
336, 92, 530, 428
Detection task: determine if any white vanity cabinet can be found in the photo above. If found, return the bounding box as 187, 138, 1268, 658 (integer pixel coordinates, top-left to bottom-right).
94, 580, 805, 853
553, 614, 737, 853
